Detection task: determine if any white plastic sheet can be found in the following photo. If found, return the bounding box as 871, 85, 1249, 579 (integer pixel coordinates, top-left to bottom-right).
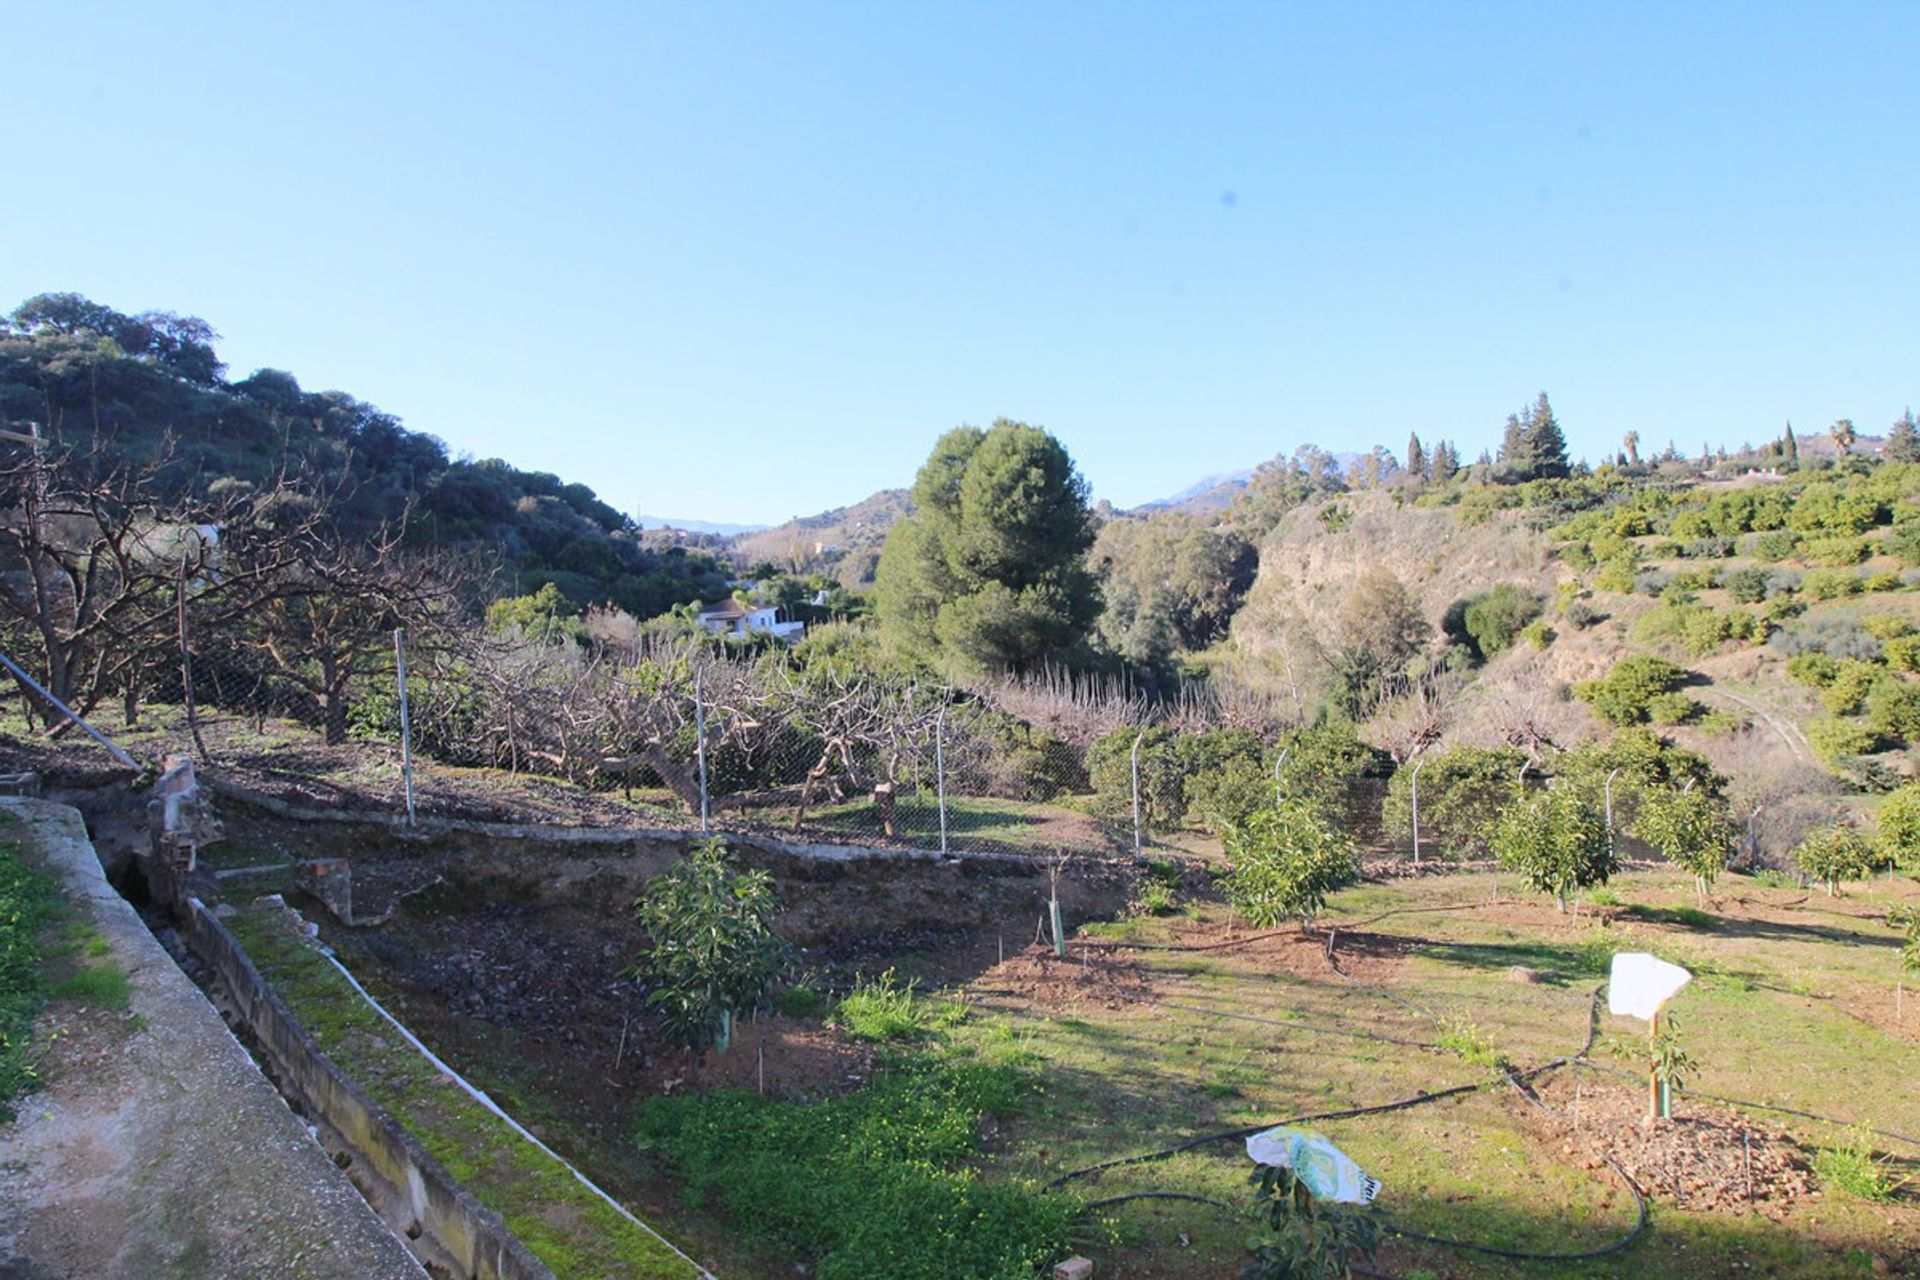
1607, 951, 1691, 1021
1245, 1126, 1381, 1204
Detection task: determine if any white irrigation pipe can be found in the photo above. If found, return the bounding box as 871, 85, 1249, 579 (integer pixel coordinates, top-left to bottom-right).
308, 934, 717, 1280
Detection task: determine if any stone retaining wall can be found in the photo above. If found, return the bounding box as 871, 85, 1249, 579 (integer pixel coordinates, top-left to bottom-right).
181, 894, 555, 1280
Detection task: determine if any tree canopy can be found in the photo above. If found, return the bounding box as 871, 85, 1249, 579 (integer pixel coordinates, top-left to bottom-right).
874, 420, 1097, 673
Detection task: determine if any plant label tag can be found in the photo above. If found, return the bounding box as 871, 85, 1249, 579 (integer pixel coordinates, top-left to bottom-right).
1608, 951, 1691, 1021
1245, 1127, 1381, 1204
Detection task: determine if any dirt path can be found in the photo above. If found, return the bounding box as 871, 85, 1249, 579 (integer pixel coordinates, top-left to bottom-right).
0, 800, 424, 1280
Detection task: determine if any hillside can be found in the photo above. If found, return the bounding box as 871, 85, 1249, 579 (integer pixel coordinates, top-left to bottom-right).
725, 487, 913, 587
0, 293, 730, 616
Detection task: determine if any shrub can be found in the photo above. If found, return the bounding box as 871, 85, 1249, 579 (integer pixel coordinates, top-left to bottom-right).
1884, 635, 1920, 673
1646, 692, 1697, 725
1801, 568, 1865, 601
1807, 717, 1882, 765
1866, 571, 1905, 592
634, 837, 791, 1052
1381, 745, 1528, 858
1634, 785, 1736, 894
1793, 825, 1882, 893
1724, 567, 1770, 603
1594, 554, 1638, 594
1786, 653, 1839, 688
1563, 600, 1599, 629
1803, 536, 1869, 567
1519, 620, 1554, 649
1457, 584, 1544, 659
1887, 522, 1920, 567
1860, 613, 1914, 640
1866, 680, 1920, 744
1749, 529, 1798, 562
1876, 784, 1920, 871
1087, 726, 1185, 832
1574, 657, 1689, 726
1819, 660, 1881, 715
1179, 730, 1272, 833
1222, 801, 1359, 928
1492, 781, 1615, 910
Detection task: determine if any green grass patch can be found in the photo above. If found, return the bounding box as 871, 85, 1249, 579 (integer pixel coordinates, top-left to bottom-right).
0, 837, 63, 1119
50, 961, 130, 1011
1813, 1129, 1908, 1202
636, 1050, 1078, 1280
835, 969, 928, 1042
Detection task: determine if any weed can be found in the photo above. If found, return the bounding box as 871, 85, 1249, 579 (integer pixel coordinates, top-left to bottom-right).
637, 1052, 1076, 1280
836, 969, 925, 1042
1132, 880, 1177, 916
1587, 887, 1623, 907
1436, 1016, 1501, 1068
0, 839, 63, 1119
1751, 868, 1799, 889
1813, 1129, 1906, 1201
51, 962, 131, 1011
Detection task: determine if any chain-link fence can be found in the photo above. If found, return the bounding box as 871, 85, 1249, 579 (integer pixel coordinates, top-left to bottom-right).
2, 614, 1391, 860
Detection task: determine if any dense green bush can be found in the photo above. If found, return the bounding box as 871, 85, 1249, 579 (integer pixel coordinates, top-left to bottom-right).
1634, 784, 1736, 893
1458, 584, 1544, 659
1574, 657, 1690, 725
634, 838, 790, 1052
1491, 781, 1615, 909
1749, 529, 1799, 562
1181, 731, 1274, 834
1819, 660, 1881, 715
1222, 800, 1359, 927
1792, 825, 1883, 894
1807, 717, 1883, 765
1802, 568, 1866, 601
1380, 745, 1527, 858
1724, 567, 1771, 603
1802, 536, 1870, 567
1886, 522, 1920, 567
1875, 784, 1920, 871
1087, 726, 1185, 831
1866, 681, 1920, 744
637, 1055, 1075, 1280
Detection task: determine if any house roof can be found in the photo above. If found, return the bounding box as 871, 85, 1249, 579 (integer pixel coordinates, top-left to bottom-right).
696, 598, 751, 619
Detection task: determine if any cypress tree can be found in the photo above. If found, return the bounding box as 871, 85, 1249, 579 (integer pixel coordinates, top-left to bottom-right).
1886, 409, 1920, 464
1406, 432, 1428, 481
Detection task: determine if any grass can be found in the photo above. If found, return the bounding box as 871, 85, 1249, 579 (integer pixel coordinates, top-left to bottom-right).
49, 962, 131, 1011
0, 835, 63, 1118
1814, 1129, 1907, 1202
226, 904, 702, 1279
636, 1047, 1077, 1280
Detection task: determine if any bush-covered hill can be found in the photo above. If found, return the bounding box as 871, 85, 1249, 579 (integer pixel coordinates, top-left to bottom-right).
0, 292, 729, 616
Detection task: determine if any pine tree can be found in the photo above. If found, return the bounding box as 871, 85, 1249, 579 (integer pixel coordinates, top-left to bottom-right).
1430, 440, 1458, 481
1885, 409, 1920, 464
1519, 392, 1570, 480
1496, 412, 1526, 476
1406, 432, 1428, 481
1782, 422, 1799, 468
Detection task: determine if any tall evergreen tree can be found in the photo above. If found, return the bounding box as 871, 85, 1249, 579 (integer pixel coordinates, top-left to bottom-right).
874, 419, 1097, 673
1886, 409, 1920, 464
1496, 412, 1526, 475
1782, 422, 1799, 468
1405, 432, 1428, 481
1519, 392, 1570, 480
1429, 439, 1457, 481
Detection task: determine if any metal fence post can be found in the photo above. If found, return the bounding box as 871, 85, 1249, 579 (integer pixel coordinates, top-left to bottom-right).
1605, 766, 1621, 863
935, 700, 948, 857
695, 665, 710, 834
1130, 728, 1145, 857
394, 628, 416, 826
1409, 756, 1425, 865
0, 652, 137, 768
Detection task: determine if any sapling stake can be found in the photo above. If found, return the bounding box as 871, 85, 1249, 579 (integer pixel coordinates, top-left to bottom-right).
615, 1011, 631, 1072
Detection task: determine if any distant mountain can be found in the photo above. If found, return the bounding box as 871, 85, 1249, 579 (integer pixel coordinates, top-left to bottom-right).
636, 515, 771, 536
727, 488, 914, 587
1131, 468, 1254, 518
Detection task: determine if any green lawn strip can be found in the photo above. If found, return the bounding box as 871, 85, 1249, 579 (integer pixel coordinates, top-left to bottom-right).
806, 794, 1084, 850
226, 905, 700, 1280
635, 1042, 1079, 1280
0, 831, 63, 1117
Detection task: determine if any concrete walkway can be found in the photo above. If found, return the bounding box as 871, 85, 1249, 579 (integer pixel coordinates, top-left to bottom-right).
0, 799, 424, 1280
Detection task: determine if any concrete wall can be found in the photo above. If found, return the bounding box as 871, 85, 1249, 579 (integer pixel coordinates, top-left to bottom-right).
180, 895, 555, 1280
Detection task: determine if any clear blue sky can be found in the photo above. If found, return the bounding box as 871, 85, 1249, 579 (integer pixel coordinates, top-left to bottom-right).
4, 2, 1916, 525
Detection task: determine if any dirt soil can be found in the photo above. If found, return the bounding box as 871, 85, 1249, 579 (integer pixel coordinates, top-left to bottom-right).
1533, 1074, 1815, 1217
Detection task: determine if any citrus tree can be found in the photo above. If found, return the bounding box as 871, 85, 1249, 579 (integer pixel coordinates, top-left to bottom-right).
1876, 783, 1920, 873
1634, 784, 1737, 900
1223, 800, 1358, 930
634, 837, 790, 1054
1491, 780, 1614, 911
1792, 824, 1882, 896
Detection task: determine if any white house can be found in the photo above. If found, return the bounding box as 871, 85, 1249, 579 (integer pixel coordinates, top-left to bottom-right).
695, 598, 805, 642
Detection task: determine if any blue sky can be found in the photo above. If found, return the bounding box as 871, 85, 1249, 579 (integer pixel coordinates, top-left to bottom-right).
3, 2, 1916, 525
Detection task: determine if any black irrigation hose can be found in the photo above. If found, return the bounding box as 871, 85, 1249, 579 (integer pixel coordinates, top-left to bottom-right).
1055, 989, 1656, 1264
